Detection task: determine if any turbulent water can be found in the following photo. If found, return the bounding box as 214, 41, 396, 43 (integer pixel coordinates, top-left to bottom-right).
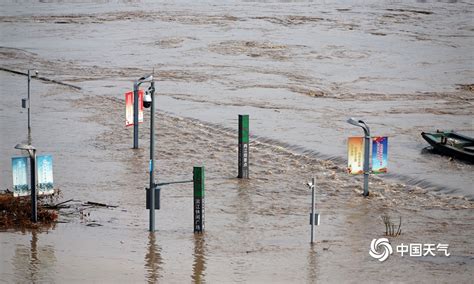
0, 0, 473, 282
1, 0, 473, 198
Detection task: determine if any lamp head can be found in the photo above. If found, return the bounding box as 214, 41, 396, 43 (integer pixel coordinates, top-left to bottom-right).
347, 117, 360, 127
14, 143, 36, 151
138, 74, 153, 83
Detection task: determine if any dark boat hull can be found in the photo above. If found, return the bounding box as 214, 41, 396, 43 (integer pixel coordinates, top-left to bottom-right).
421, 131, 474, 163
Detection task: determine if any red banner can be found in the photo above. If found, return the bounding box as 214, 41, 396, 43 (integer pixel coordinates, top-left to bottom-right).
125, 90, 144, 127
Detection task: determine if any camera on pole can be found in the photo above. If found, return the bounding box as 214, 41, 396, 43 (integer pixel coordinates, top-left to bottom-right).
143, 87, 153, 109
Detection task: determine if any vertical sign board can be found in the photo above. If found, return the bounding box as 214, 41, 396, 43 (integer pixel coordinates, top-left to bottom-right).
125, 90, 144, 127
12, 157, 29, 197
37, 155, 54, 195
193, 166, 205, 233
238, 115, 249, 179
347, 137, 364, 174
372, 137, 388, 174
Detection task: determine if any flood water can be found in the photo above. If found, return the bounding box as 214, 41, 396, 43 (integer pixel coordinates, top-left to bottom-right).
0, 0, 473, 282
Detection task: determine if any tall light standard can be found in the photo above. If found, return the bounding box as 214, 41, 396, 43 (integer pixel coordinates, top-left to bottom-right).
133, 74, 153, 149
137, 74, 159, 232
22, 69, 38, 143
307, 177, 316, 244
347, 117, 371, 197
14, 143, 37, 222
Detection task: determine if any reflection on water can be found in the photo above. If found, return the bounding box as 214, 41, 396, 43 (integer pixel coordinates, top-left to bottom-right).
145, 233, 163, 283
306, 245, 318, 283
192, 234, 206, 283
12, 230, 56, 283
233, 181, 254, 282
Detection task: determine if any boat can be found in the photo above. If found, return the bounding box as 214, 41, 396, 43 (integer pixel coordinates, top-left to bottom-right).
421, 130, 474, 163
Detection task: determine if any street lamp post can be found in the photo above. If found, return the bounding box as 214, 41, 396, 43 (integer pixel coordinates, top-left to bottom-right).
347, 118, 371, 197
14, 143, 37, 222
22, 69, 38, 143
308, 178, 315, 243
147, 79, 158, 232
135, 74, 159, 232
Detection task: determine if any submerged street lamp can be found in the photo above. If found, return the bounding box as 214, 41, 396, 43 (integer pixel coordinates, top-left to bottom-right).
307, 177, 320, 244
138, 75, 160, 232
133, 74, 154, 149
14, 143, 38, 222
347, 117, 371, 197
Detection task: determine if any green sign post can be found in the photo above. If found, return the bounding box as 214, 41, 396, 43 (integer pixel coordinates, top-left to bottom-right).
238, 115, 249, 179
193, 166, 205, 233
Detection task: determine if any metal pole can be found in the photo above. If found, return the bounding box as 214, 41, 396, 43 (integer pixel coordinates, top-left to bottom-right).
27, 70, 31, 136
310, 177, 315, 244
362, 125, 371, 197
133, 81, 139, 149
30, 149, 37, 222
149, 81, 155, 232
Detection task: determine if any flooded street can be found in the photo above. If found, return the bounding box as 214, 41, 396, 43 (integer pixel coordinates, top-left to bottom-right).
1, 0, 473, 282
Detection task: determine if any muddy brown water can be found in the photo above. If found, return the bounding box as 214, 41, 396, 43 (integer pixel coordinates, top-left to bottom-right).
1, 0, 473, 199
1, 0, 473, 282
1, 71, 473, 282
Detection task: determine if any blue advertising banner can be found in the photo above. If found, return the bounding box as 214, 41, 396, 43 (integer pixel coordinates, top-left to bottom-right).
37, 155, 54, 195
12, 157, 29, 197
372, 137, 388, 174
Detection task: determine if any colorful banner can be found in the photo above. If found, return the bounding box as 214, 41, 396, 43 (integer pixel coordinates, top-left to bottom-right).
12, 157, 29, 197
347, 137, 364, 175
125, 90, 144, 127
372, 137, 388, 174
37, 155, 54, 195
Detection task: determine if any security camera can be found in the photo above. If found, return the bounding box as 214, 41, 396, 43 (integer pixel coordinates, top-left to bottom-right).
35, 70, 38, 76
306, 182, 314, 189
143, 91, 152, 108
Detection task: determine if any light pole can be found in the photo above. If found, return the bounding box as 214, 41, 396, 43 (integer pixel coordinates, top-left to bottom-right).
133, 74, 153, 149
138, 75, 159, 232
347, 117, 371, 197
22, 69, 38, 143
307, 178, 316, 244
14, 143, 37, 222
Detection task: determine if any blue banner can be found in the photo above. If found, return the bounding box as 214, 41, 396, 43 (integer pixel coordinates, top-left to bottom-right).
372, 137, 388, 174
12, 157, 29, 197
37, 155, 54, 195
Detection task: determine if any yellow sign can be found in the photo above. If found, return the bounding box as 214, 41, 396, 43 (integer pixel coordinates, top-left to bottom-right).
347, 137, 364, 174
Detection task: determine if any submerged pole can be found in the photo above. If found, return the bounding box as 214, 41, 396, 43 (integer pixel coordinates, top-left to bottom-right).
133, 81, 139, 149
238, 115, 249, 179
310, 177, 315, 243
27, 69, 31, 137
30, 149, 37, 223
149, 80, 156, 232
193, 166, 205, 233
362, 124, 371, 197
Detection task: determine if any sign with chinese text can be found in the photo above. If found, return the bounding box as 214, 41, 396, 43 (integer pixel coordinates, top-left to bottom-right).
37, 155, 54, 195
238, 115, 249, 178
347, 137, 364, 174
193, 166, 205, 233
372, 137, 388, 174
125, 90, 144, 127
12, 157, 28, 197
